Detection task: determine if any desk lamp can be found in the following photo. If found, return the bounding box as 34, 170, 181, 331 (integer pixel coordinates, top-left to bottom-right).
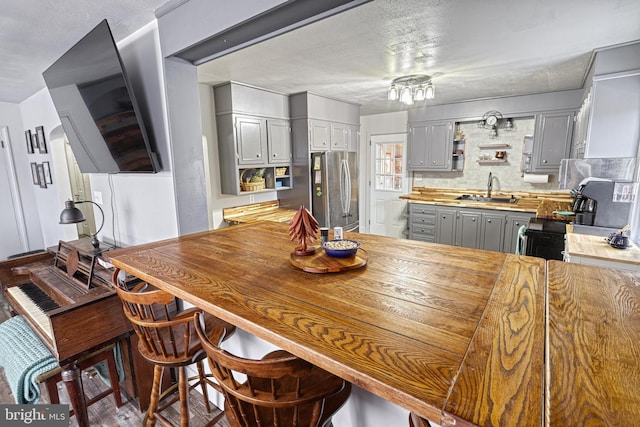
59, 200, 105, 252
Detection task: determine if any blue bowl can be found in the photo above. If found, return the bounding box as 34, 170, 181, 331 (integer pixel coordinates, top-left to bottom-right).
322, 239, 360, 258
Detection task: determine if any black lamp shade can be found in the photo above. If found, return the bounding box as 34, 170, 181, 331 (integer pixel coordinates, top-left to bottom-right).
59, 200, 86, 224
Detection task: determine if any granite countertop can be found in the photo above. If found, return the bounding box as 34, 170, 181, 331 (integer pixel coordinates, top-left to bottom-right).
401, 187, 573, 220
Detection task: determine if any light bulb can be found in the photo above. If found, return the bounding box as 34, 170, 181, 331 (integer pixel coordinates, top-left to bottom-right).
414, 85, 426, 101
400, 85, 413, 105
425, 82, 435, 99
387, 84, 398, 101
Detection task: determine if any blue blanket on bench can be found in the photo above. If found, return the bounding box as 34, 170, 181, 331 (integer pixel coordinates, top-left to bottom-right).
0, 315, 58, 404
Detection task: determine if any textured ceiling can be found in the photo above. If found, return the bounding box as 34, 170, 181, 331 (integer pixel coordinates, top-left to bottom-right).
197, 0, 640, 115
0, 0, 167, 103
2, 0, 640, 116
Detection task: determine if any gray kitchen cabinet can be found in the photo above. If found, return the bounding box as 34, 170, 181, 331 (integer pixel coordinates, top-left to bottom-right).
331, 122, 348, 151
436, 207, 457, 246
503, 213, 535, 254
407, 120, 453, 171
266, 118, 292, 164
409, 204, 437, 242
347, 125, 360, 152
235, 115, 266, 165
281, 92, 360, 211
308, 120, 358, 152
530, 110, 574, 171
456, 209, 481, 248
480, 212, 506, 252
408, 205, 532, 254
214, 82, 292, 195
309, 120, 331, 151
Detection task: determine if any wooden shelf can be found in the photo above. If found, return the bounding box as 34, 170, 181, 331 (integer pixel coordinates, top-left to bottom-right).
478, 144, 511, 149
477, 159, 509, 164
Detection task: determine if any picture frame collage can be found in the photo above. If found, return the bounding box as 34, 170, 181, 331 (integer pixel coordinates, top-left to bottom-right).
25, 125, 52, 188
25, 125, 47, 154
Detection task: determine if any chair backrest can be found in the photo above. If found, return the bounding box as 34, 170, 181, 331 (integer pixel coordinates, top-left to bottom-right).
194, 312, 350, 427
113, 268, 201, 365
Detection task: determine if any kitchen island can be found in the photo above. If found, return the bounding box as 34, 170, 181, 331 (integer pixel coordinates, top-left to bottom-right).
108, 221, 640, 426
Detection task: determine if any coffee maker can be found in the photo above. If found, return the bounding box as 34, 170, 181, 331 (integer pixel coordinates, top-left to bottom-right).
572, 179, 632, 228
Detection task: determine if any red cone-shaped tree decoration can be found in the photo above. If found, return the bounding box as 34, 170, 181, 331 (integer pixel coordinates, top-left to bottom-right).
288, 205, 319, 256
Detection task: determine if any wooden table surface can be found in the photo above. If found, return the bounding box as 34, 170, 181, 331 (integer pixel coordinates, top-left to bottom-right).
107, 221, 640, 426
546, 261, 640, 425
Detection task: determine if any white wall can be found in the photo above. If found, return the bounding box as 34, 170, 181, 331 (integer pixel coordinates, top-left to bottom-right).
0, 101, 43, 253
13, 22, 178, 249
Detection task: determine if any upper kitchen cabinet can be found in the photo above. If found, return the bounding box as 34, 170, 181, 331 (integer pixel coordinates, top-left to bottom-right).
214, 82, 292, 194
584, 74, 640, 158
407, 120, 453, 171
528, 110, 574, 172
290, 92, 361, 153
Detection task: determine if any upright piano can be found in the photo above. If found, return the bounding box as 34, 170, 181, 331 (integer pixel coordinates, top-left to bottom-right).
0, 240, 136, 427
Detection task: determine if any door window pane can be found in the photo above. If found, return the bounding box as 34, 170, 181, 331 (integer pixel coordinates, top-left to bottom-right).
375, 140, 404, 191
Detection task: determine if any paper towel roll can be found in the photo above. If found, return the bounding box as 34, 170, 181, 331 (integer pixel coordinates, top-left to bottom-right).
523, 173, 549, 183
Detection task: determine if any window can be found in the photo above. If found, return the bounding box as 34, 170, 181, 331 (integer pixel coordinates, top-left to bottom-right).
375, 141, 404, 191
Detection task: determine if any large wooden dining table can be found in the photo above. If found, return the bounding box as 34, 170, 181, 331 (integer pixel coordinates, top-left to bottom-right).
107, 221, 640, 426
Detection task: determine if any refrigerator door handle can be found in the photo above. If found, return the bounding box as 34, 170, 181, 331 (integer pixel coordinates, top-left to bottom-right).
341, 158, 352, 218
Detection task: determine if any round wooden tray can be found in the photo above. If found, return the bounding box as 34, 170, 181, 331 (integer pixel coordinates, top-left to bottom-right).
290, 248, 368, 273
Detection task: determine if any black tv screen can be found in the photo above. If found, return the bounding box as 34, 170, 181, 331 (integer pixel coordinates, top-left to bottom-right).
43, 19, 158, 173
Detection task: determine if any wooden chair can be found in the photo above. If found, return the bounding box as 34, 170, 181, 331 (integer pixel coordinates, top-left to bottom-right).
194, 311, 352, 427
113, 269, 235, 427
409, 412, 434, 427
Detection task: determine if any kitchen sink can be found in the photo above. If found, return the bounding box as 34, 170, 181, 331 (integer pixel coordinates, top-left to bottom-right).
455, 194, 517, 204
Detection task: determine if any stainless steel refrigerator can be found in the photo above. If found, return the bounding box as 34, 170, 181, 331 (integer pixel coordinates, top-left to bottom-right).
310, 151, 359, 231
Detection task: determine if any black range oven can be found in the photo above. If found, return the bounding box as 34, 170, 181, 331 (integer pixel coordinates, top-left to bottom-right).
524, 218, 567, 260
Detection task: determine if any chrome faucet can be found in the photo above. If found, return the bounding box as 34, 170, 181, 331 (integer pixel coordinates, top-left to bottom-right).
487, 172, 493, 198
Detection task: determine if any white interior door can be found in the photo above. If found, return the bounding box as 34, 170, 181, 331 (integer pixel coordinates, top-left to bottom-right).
0, 127, 28, 258
64, 140, 95, 237
369, 133, 409, 237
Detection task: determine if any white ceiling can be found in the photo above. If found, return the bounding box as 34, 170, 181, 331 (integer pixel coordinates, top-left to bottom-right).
0, 0, 167, 103
197, 0, 640, 115
3, 0, 640, 116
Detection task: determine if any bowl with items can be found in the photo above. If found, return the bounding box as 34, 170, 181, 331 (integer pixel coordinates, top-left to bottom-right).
322, 239, 360, 258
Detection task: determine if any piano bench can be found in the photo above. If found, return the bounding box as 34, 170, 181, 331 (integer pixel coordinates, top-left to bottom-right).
36, 344, 123, 417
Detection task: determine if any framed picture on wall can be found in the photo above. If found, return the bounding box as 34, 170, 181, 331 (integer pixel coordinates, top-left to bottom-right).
36, 163, 47, 188
25, 130, 34, 154
31, 132, 38, 151
42, 161, 53, 184
30, 162, 39, 185
36, 126, 47, 154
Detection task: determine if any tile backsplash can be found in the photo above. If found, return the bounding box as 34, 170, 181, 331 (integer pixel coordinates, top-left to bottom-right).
413, 118, 560, 193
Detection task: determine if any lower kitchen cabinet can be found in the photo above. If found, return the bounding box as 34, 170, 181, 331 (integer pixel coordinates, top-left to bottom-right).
503, 213, 535, 253
436, 207, 457, 246
408, 204, 436, 242
456, 210, 481, 248
480, 212, 506, 252
408, 204, 535, 253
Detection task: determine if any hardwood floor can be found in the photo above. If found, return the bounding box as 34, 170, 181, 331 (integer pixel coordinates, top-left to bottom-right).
0, 291, 230, 427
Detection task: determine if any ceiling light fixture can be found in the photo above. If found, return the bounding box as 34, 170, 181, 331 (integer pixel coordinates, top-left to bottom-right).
387, 75, 435, 105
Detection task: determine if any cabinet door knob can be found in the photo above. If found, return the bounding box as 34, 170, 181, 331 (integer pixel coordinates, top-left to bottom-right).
273, 153, 277, 157
542, 159, 548, 163
256, 154, 261, 158
472, 218, 476, 222
487, 219, 492, 223
432, 160, 436, 164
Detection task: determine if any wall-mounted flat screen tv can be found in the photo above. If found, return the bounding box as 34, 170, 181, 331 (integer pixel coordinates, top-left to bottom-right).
43, 19, 159, 173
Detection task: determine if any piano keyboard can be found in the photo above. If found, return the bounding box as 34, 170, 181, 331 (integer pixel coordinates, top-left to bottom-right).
6, 283, 58, 341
